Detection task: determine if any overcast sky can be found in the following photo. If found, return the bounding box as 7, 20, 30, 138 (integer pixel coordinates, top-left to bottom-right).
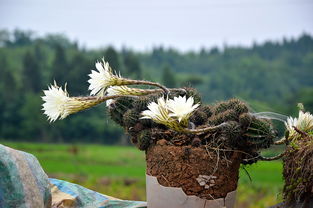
1, 0, 312, 51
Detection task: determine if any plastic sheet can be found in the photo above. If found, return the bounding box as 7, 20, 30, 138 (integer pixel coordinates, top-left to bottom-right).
146, 174, 236, 208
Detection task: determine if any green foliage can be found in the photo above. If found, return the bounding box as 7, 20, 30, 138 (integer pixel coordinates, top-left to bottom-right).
162, 66, 176, 88
104, 46, 120, 71
123, 52, 142, 79
180, 75, 204, 87
22, 51, 42, 92
52, 44, 68, 85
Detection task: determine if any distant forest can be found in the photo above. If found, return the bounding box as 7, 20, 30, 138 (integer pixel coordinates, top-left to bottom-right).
0, 29, 312, 144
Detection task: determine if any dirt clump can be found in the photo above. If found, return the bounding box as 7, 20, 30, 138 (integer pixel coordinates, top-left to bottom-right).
146, 143, 242, 199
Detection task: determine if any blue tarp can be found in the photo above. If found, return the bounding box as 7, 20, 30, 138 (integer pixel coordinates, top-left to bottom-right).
0, 144, 147, 208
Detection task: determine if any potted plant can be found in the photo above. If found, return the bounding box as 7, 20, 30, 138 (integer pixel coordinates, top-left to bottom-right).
273, 109, 313, 208
42, 59, 278, 208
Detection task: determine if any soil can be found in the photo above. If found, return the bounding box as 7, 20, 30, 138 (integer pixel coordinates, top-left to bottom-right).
283, 136, 313, 204
146, 140, 242, 199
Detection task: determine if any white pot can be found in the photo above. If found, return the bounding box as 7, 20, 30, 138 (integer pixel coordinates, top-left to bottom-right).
146, 174, 237, 208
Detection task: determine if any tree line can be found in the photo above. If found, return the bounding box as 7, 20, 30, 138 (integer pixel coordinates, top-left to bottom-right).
0, 29, 312, 144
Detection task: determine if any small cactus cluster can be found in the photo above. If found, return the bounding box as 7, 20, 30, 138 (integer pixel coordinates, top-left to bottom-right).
208, 99, 277, 164
209, 99, 275, 150
108, 90, 276, 164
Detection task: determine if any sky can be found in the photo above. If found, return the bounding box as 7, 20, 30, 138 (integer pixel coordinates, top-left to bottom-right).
1, 0, 313, 51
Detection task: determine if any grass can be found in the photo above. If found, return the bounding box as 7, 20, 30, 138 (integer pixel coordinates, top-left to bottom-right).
1, 141, 284, 207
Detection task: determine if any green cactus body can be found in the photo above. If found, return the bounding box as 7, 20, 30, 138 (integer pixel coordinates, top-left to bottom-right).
209, 109, 238, 125
123, 109, 140, 128
108, 97, 135, 126
137, 130, 152, 150
239, 113, 253, 130
200, 105, 213, 118
190, 110, 208, 126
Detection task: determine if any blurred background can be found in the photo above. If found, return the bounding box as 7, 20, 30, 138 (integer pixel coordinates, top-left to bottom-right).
1, 0, 313, 207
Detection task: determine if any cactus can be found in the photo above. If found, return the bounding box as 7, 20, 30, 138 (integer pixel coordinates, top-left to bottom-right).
239, 113, 252, 130
148, 93, 164, 103
232, 102, 249, 116
222, 121, 242, 145
199, 105, 213, 118
108, 97, 135, 126
214, 99, 248, 116
190, 110, 208, 126
208, 109, 238, 125
133, 96, 151, 112
108, 105, 124, 126
243, 117, 275, 149
123, 109, 140, 128
139, 118, 154, 128
213, 101, 230, 114
137, 130, 152, 150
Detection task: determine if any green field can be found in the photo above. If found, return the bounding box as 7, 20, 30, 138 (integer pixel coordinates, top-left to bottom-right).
2, 142, 284, 208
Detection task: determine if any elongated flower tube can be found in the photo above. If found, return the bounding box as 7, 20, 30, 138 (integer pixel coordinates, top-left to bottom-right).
106, 86, 161, 97
88, 59, 169, 96
105, 86, 162, 106
42, 82, 126, 122
285, 110, 313, 139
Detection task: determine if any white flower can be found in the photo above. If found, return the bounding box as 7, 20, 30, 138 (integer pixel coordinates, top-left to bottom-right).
88, 59, 122, 96
42, 82, 106, 122
141, 95, 199, 130
167, 96, 200, 125
285, 110, 313, 138
42, 83, 72, 122
141, 97, 172, 126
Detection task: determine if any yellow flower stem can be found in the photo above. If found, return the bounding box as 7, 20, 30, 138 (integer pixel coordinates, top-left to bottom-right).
119, 79, 171, 95
137, 88, 186, 95
72, 95, 136, 113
